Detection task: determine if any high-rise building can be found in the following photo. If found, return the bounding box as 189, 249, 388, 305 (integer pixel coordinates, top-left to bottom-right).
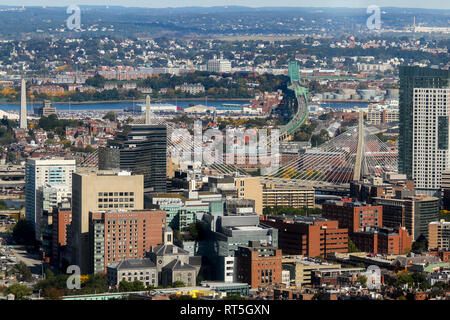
20, 78, 27, 129
428, 219, 450, 251
412, 88, 450, 195
207, 56, 232, 73
25, 158, 76, 239
89, 209, 166, 274
70, 171, 144, 274
51, 202, 72, 266
374, 194, 439, 240
99, 124, 167, 193
233, 177, 263, 214
398, 66, 450, 188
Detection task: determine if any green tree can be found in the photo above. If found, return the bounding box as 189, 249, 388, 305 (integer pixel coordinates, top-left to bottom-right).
12, 219, 36, 245
16, 262, 33, 282
412, 234, 428, 253
103, 111, 116, 122
6, 283, 32, 300
172, 281, 185, 288
348, 239, 360, 253
358, 275, 367, 286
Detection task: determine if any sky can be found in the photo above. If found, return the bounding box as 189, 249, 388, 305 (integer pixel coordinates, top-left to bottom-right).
1, 0, 449, 10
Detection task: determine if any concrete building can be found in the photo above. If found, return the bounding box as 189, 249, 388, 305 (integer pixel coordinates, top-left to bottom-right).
282, 256, 341, 288
71, 171, 144, 274
89, 209, 166, 274
202, 212, 278, 282
398, 66, 450, 190
34, 100, 57, 117
20, 78, 27, 130
262, 183, 315, 209
235, 241, 282, 289
107, 258, 158, 287
412, 88, 450, 196
207, 56, 231, 73
374, 194, 439, 240
261, 215, 348, 257
25, 158, 76, 239
429, 220, 450, 251
233, 177, 263, 214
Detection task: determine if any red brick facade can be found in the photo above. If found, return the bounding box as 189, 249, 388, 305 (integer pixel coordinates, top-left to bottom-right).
261, 216, 348, 257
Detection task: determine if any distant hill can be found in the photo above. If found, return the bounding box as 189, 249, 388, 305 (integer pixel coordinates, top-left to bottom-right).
0, 6, 448, 39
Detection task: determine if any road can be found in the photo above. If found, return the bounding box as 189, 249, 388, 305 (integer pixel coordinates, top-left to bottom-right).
0, 224, 43, 276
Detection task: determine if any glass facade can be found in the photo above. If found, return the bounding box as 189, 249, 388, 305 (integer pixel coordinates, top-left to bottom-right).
398, 66, 450, 179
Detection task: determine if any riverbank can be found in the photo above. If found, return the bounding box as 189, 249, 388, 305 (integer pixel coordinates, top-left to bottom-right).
0, 97, 252, 105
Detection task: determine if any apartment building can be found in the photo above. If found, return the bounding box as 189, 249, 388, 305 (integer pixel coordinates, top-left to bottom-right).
262, 183, 315, 209
71, 170, 144, 274
89, 209, 166, 274
260, 215, 348, 257
322, 200, 382, 233
429, 220, 450, 251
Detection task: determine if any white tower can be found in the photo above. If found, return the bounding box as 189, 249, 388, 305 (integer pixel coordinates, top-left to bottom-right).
145, 95, 151, 125
20, 78, 27, 130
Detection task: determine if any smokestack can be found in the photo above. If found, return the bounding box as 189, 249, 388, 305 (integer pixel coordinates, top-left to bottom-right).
145, 95, 151, 125
20, 78, 27, 130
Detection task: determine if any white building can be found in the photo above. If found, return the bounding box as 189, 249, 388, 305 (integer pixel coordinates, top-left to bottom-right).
207, 56, 231, 73
25, 158, 76, 239
36, 183, 72, 241
412, 88, 450, 195
175, 82, 205, 95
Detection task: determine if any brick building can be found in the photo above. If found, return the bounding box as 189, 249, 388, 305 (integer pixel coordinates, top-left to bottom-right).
235, 241, 282, 289
89, 209, 166, 273
322, 200, 382, 233
260, 215, 348, 257
351, 226, 412, 255
51, 203, 72, 265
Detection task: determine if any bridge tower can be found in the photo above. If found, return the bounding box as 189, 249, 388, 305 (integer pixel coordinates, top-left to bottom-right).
353, 110, 366, 181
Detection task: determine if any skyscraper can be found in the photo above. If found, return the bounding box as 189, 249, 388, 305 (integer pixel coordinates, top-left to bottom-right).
412, 87, 450, 195
398, 66, 450, 184
25, 158, 76, 239
20, 78, 27, 129
99, 124, 167, 193
70, 171, 144, 274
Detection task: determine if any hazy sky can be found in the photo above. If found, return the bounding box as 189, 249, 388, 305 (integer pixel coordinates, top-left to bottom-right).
2, 0, 449, 9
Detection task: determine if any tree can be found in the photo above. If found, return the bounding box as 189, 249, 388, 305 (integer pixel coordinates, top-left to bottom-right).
6, 283, 32, 300
412, 234, 428, 253
43, 287, 64, 300
118, 280, 145, 292
12, 219, 36, 245
348, 239, 360, 253
172, 281, 185, 288
16, 262, 32, 282
358, 275, 367, 286
103, 111, 116, 122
